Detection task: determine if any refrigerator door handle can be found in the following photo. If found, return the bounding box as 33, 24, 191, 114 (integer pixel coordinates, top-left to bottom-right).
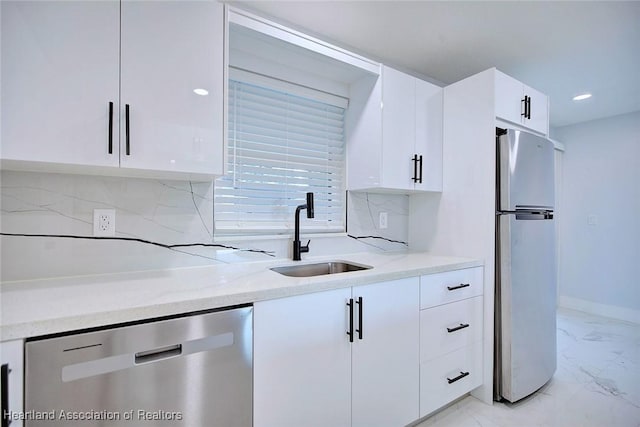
516, 211, 553, 220
498, 210, 553, 220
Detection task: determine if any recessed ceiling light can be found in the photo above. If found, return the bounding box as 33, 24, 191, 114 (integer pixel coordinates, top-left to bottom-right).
572, 93, 592, 101
193, 88, 209, 96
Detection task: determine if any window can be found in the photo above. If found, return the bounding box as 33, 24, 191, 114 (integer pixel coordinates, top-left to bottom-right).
214, 79, 346, 235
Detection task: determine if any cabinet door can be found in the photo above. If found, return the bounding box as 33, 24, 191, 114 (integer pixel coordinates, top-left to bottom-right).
254, 288, 352, 427
494, 70, 525, 126
415, 79, 443, 191
346, 74, 383, 191
524, 85, 549, 135
120, 1, 224, 175
1, 1, 120, 167
1, 340, 24, 427
352, 277, 420, 427
381, 66, 416, 191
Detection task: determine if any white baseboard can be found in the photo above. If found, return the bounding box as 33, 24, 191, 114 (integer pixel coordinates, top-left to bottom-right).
558, 296, 640, 324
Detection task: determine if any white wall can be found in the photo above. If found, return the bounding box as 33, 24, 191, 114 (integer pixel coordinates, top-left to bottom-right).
554, 111, 640, 321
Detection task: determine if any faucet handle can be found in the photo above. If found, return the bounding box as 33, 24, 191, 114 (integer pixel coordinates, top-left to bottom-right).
301, 239, 311, 253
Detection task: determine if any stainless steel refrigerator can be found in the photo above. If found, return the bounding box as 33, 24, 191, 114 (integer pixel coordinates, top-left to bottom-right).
494, 128, 557, 403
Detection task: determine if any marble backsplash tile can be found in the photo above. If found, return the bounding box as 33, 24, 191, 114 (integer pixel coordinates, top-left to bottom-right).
346, 191, 409, 249
1, 173, 214, 243
0, 171, 408, 281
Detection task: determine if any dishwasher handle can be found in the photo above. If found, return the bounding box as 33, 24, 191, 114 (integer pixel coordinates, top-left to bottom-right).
135, 344, 182, 364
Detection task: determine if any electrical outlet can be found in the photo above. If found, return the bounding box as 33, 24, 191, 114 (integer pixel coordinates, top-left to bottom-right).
379, 212, 388, 229
93, 209, 116, 236
587, 214, 598, 226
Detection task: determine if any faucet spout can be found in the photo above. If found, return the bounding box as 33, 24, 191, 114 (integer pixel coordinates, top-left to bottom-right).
293, 192, 314, 261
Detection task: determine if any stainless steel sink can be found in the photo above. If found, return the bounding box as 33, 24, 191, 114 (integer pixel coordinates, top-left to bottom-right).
270, 261, 372, 277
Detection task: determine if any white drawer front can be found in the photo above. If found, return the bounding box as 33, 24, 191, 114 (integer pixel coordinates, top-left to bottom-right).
419, 341, 483, 418
420, 296, 483, 363
420, 267, 483, 309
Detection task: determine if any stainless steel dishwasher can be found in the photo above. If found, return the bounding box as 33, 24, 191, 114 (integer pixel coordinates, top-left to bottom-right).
25, 306, 252, 426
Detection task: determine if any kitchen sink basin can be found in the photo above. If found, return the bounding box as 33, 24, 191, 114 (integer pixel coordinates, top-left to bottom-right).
270, 261, 372, 277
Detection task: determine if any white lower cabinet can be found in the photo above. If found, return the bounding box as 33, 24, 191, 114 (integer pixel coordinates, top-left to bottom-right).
1, 339, 24, 427
420, 266, 483, 309
1, 266, 484, 427
419, 267, 484, 418
420, 296, 483, 362
254, 277, 419, 427
351, 279, 420, 427
254, 287, 352, 427
420, 341, 483, 416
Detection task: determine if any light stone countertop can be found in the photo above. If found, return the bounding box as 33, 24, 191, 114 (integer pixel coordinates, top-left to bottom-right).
0, 251, 482, 341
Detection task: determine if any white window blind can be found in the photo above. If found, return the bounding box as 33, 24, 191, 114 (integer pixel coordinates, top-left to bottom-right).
215, 79, 346, 234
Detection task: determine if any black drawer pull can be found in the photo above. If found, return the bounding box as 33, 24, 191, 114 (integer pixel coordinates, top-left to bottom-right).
1, 363, 11, 427
447, 371, 470, 384
447, 323, 470, 333
447, 283, 470, 291
135, 344, 182, 364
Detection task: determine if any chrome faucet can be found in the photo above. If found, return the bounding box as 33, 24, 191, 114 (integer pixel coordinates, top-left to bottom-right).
293, 192, 314, 261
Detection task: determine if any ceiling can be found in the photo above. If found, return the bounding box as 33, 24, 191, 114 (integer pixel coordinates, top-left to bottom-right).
229, 1, 640, 129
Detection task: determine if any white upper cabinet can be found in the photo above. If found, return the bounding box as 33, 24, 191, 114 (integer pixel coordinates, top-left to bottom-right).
415, 78, 444, 191
495, 70, 549, 135
347, 66, 443, 193
119, 1, 224, 176
1, 0, 224, 180
380, 66, 417, 190
1, 1, 121, 168
523, 84, 549, 135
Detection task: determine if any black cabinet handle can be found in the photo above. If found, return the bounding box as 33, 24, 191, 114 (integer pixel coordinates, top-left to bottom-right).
412, 154, 418, 183
521, 95, 532, 120
1, 363, 11, 427
447, 371, 470, 384
447, 283, 470, 291
356, 296, 363, 340
446, 323, 470, 333
108, 102, 113, 154
418, 155, 423, 184
125, 104, 131, 156
347, 299, 354, 343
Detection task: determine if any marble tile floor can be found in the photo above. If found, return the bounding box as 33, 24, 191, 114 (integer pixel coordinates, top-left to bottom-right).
417, 308, 640, 427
